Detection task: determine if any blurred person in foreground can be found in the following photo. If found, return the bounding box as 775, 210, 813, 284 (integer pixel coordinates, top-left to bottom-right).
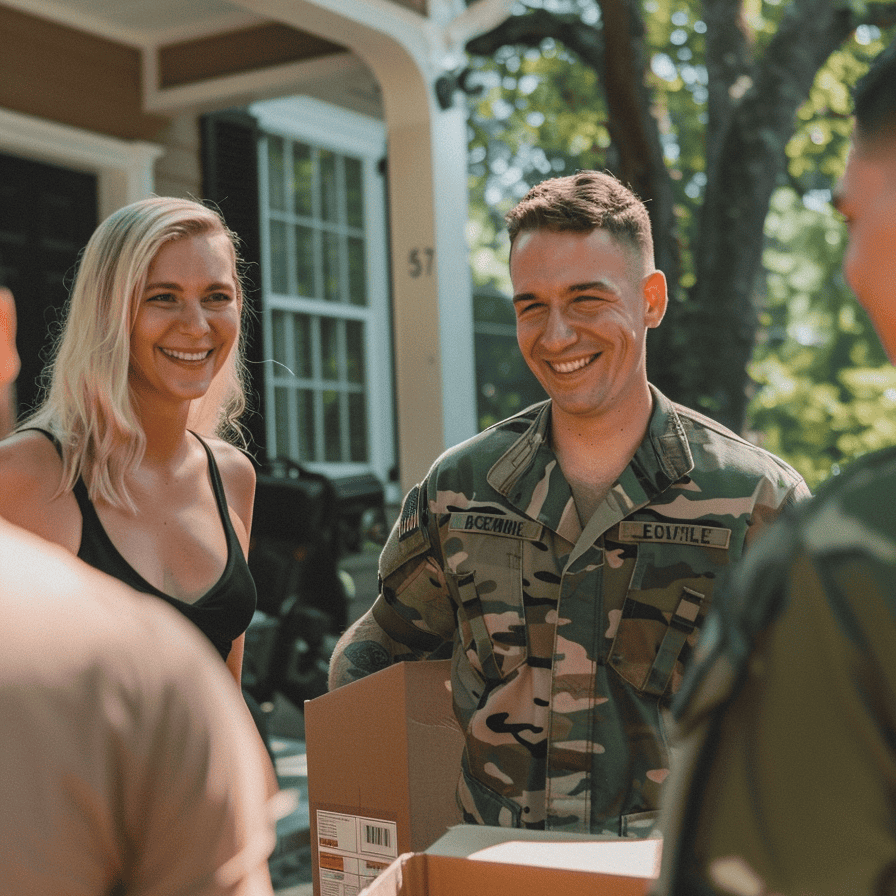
655, 40, 896, 896
0, 292, 275, 896
330, 169, 809, 836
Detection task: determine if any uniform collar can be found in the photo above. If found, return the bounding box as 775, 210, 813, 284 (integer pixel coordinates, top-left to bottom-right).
486, 386, 694, 541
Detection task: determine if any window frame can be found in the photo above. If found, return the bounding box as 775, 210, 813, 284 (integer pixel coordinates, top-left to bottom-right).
251, 96, 393, 484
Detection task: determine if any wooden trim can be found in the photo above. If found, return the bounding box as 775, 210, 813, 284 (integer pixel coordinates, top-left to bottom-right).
159, 23, 345, 88
0, 5, 168, 141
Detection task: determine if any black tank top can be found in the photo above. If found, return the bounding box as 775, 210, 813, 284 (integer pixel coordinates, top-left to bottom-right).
33, 429, 256, 661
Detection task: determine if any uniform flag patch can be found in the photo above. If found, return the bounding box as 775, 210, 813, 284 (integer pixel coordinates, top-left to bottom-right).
398, 485, 422, 541
449, 511, 542, 540
618, 520, 731, 549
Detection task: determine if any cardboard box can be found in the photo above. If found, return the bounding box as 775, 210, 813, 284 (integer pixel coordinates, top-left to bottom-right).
305, 661, 464, 896
359, 825, 661, 896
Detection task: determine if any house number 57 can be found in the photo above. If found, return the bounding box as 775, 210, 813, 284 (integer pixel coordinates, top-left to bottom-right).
408, 247, 434, 278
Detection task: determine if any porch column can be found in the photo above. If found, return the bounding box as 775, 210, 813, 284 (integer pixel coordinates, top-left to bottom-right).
235, 0, 511, 491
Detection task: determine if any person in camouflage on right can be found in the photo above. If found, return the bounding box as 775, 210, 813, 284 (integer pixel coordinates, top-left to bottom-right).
329, 170, 808, 838
654, 39, 896, 896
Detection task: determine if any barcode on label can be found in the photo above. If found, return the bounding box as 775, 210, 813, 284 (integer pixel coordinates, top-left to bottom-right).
364, 824, 391, 848
357, 816, 397, 858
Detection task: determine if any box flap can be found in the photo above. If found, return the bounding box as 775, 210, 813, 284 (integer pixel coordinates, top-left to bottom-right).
427, 825, 660, 878
360, 851, 656, 896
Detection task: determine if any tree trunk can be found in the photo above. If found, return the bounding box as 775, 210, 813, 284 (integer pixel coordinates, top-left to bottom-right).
466, 0, 895, 432
691, 0, 853, 429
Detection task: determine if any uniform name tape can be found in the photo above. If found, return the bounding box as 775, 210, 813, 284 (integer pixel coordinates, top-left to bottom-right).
449, 512, 542, 540
618, 520, 731, 549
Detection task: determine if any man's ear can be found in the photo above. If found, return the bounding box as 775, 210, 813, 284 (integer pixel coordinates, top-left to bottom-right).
643, 270, 667, 328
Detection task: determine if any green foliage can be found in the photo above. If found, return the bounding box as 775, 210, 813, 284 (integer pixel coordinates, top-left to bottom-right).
466, 0, 896, 479
747, 187, 892, 488
466, 33, 610, 294
787, 29, 892, 188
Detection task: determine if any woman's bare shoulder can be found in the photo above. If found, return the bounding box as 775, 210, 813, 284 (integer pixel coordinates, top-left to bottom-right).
204, 437, 256, 485
0, 431, 79, 548
0, 430, 63, 489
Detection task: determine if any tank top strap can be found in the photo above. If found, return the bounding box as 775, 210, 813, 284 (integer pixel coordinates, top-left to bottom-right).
188, 431, 241, 549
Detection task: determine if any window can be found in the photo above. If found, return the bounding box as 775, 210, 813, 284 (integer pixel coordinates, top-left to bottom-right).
253, 98, 392, 480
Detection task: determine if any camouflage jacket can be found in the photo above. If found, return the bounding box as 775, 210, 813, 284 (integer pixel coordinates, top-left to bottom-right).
371, 387, 809, 835
655, 445, 896, 895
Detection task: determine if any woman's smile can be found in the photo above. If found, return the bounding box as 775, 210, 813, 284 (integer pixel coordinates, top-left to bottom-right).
160, 348, 214, 363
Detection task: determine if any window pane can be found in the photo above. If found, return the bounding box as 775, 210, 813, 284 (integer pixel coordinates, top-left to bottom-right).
271, 309, 288, 365
321, 230, 341, 302
321, 317, 339, 381
345, 157, 363, 229
267, 137, 286, 212
292, 313, 313, 379
347, 236, 366, 306
345, 320, 365, 384
299, 389, 316, 461
273, 386, 291, 457
323, 389, 341, 461
349, 392, 368, 461
319, 150, 339, 223
270, 220, 288, 294
261, 129, 376, 474
292, 143, 313, 217
294, 224, 315, 297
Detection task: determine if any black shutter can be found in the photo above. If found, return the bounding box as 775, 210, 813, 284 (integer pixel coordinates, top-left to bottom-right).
200, 111, 266, 459
0, 152, 98, 419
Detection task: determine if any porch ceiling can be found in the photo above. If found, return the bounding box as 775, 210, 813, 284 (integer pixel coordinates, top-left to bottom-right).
2, 0, 262, 46
1, 0, 426, 48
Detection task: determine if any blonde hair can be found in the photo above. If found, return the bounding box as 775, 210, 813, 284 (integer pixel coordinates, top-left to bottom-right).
22, 196, 249, 511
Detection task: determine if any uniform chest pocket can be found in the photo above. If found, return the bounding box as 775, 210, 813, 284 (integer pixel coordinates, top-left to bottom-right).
607, 539, 729, 698
446, 538, 527, 681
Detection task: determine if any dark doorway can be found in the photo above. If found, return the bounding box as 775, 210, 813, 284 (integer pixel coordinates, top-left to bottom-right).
0, 152, 98, 419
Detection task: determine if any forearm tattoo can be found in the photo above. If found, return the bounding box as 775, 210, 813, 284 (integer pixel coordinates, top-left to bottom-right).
343, 640, 392, 680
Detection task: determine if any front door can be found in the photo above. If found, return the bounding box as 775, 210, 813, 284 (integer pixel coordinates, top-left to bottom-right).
0, 152, 98, 418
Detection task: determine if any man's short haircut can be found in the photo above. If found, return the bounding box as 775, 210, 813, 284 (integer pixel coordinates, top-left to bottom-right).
505, 170, 655, 269
854, 39, 896, 145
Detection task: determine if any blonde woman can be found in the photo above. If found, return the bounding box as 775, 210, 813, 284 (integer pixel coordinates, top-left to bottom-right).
0, 197, 256, 687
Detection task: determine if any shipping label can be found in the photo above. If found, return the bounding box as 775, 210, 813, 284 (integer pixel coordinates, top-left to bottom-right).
316, 810, 398, 896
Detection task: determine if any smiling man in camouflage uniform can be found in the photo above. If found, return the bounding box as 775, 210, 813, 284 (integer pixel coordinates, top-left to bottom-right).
655, 42, 896, 895
329, 170, 809, 836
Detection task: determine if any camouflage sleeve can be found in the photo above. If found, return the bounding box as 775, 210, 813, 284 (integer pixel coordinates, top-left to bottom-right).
658, 478, 896, 895
329, 482, 457, 690
369, 483, 456, 652
743, 471, 812, 552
